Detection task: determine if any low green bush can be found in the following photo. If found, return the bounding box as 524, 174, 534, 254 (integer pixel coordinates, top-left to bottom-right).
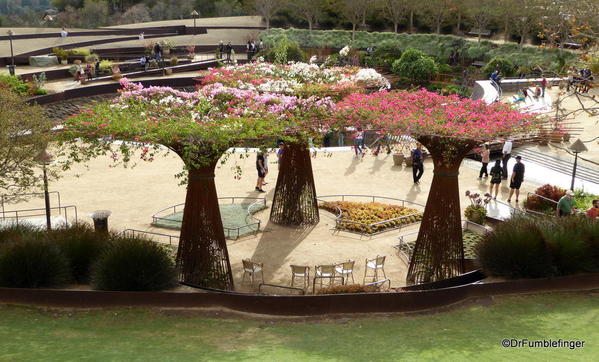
0, 74, 29, 95
476, 217, 555, 278
47, 223, 109, 283
91, 237, 177, 291
261, 35, 305, 64
0, 239, 69, 288
392, 49, 438, 82
477, 216, 599, 279
368, 41, 403, 71
0, 224, 43, 247
482, 57, 516, 77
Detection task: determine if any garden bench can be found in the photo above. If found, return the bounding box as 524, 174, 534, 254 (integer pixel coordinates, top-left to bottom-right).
468, 29, 492, 37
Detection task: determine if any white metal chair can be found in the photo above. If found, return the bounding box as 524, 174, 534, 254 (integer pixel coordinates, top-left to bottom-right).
364, 255, 386, 283
314, 264, 336, 289
335, 260, 355, 285
241, 259, 264, 286
290, 265, 310, 290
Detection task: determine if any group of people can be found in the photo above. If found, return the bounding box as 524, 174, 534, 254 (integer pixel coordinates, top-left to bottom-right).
567, 68, 594, 93
217, 41, 234, 62
480, 140, 525, 202
246, 40, 261, 61
255, 142, 285, 193
556, 192, 599, 220
73, 59, 103, 82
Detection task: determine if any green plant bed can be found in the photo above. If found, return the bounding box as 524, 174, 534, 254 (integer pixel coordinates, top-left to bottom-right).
398, 230, 483, 260
152, 203, 267, 238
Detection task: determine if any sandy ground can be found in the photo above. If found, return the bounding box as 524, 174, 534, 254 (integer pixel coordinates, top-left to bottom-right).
4, 145, 542, 292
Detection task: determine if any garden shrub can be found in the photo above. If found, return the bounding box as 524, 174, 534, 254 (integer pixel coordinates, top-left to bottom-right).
368, 40, 403, 71
464, 205, 487, 225
476, 217, 556, 278
91, 237, 177, 291
0, 74, 29, 95
47, 223, 109, 283
482, 57, 516, 77
391, 49, 438, 82
0, 239, 69, 288
524, 184, 566, 213
316, 284, 376, 294
262, 35, 305, 64
426, 82, 470, 97
0, 224, 43, 247
544, 218, 596, 274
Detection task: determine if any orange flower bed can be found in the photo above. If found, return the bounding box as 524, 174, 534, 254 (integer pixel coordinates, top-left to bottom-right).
320, 200, 422, 234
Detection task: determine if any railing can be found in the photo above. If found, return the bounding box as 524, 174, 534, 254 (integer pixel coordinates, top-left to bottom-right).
490, 79, 502, 102
0, 191, 61, 219
151, 197, 267, 240
0, 205, 77, 227
119, 228, 180, 246
318, 195, 425, 236
258, 283, 305, 295
523, 192, 559, 218
365, 278, 391, 291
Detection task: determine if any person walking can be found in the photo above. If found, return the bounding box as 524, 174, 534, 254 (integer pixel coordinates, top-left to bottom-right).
540, 76, 548, 97
255, 152, 267, 193
225, 41, 233, 63
246, 40, 253, 61
507, 156, 525, 203
353, 127, 365, 158
479, 144, 490, 178
489, 160, 502, 199
556, 190, 576, 217
276, 141, 285, 170
411, 143, 424, 184
501, 139, 512, 179
586, 199, 599, 220
217, 41, 224, 59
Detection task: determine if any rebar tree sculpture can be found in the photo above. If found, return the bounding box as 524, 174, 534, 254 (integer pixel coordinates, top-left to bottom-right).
62, 80, 331, 289
270, 141, 320, 225
336, 90, 540, 284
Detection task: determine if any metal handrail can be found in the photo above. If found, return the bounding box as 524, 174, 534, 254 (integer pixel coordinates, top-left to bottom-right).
526, 192, 559, 205
365, 278, 391, 290
119, 228, 180, 246
1, 191, 61, 219
318, 195, 425, 235
258, 283, 305, 295
0, 205, 77, 226
151, 196, 267, 240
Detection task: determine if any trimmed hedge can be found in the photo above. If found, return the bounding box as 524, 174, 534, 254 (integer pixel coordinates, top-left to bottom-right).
260, 29, 576, 70
476, 216, 599, 279
0, 239, 70, 288
91, 237, 177, 291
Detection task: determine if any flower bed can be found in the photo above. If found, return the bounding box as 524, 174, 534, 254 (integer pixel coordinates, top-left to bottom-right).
320, 200, 422, 234
199, 61, 390, 98
524, 184, 598, 215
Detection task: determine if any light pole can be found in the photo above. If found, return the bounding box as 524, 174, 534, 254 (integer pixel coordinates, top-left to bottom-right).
35, 149, 54, 230
191, 10, 200, 30
569, 138, 588, 191
7, 30, 15, 75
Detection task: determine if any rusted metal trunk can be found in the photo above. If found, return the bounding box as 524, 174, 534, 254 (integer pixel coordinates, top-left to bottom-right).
407, 136, 479, 285
176, 160, 234, 290
270, 141, 319, 226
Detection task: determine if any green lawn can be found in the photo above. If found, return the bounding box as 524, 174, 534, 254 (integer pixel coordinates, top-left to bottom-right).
0, 292, 597, 361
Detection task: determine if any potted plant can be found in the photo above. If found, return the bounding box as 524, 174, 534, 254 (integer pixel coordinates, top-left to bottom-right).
464, 191, 491, 224
186, 45, 196, 60
160, 40, 175, 55
53, 47, 68, 65
169, 57, 179, 66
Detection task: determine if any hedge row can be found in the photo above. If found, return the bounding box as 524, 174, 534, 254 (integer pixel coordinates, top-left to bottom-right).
260, 29, 576, 70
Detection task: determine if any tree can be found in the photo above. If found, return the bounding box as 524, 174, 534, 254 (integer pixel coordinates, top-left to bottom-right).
118, 3, 151, 24
78, 0, 109, 28
340, 0, 369, 40
0, 88, 55, 194
391, 48, 439, 82
63, 79, 333, 289
381, 0, 408, 33
214, 0, 244, 17
252, 0, 286, 29
465, 0, 495, 42
336, 90, 539, 284
421, 0, 453, 34
290, 0, 323, 31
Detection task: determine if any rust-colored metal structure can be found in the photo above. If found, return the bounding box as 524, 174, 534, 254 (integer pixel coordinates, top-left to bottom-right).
175, 159, 234, 290
406, 135, 480, 285
270, 141, 320, 226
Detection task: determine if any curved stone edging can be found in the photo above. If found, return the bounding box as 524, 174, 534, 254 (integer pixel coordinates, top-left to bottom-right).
0, 273, 597, 315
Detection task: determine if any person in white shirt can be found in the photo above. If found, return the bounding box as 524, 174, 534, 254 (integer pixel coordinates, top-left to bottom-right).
60, 28, 68, 38
501, 139, 513, 179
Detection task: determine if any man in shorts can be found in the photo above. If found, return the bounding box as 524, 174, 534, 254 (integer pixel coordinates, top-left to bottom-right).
507, 156, 525, 203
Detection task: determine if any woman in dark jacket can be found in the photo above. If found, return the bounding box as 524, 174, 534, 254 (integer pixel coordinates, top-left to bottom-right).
489, 159, 502, 200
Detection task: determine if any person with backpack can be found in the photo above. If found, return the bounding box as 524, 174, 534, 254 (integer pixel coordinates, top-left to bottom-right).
489, 159, 503, 200
411, 143, 424, 184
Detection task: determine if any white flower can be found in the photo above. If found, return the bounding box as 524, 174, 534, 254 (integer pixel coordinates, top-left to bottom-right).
339, 45, 351, 57
353, 68, 391, 90
309, 55, 318, 64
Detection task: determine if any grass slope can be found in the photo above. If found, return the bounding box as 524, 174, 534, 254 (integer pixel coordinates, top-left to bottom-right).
0, 292, 597, 361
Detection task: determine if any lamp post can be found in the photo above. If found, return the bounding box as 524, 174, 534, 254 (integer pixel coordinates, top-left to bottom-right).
569, 138, 588, 191
35, 149, 54, 230
7, 30, 15, 75
191, 10, 200, 30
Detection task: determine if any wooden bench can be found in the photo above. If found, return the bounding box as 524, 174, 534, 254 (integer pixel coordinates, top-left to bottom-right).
468, 29, 492, 37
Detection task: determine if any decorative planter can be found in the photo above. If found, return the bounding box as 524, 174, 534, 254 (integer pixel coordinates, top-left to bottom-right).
550, 131, 563, 143
61, 59, 68, 65
393, 153, 404, 166
164, 68, 173, 75
163, 48, 171, 55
